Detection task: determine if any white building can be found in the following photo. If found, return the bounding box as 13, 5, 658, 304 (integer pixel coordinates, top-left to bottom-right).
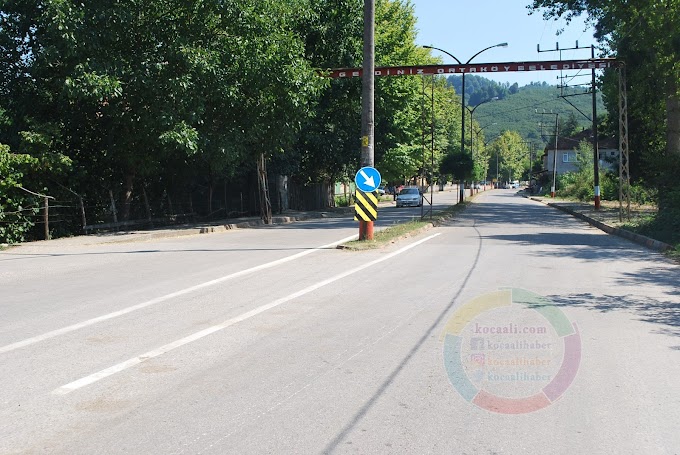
541, 129, 619, 175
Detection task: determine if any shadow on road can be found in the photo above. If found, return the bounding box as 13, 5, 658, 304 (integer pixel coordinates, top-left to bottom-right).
546, 292, 680, 342
323, 222, 484, 453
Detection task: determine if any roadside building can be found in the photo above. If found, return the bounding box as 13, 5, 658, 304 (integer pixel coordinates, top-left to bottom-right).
541, 129, 619, 175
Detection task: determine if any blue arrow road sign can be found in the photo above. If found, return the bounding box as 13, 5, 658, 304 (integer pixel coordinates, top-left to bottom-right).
355, 167, 381, 193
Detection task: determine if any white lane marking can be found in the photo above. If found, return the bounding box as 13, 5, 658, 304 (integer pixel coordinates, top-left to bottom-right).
53, 233, 441, 395
0, 234, 358, 355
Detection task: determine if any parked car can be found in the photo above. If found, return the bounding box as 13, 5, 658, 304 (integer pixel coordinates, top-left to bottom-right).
376, 185, 386, 196
395, 187, 422, 207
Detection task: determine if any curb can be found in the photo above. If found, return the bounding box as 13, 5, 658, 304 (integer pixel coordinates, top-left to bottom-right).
32, 211, 340, 246
527, 196, 673, 252
198, 212, 333, 234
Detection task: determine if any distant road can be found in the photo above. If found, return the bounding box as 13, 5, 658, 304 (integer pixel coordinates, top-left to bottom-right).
1, 189, 679, 454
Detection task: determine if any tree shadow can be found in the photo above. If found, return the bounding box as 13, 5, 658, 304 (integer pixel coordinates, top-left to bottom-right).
616, 267, 680, 297
542, 292, 680, 339
479, 230, 655, 263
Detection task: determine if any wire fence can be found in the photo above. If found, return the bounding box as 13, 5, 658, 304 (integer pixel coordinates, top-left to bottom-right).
0, 177, 336, 242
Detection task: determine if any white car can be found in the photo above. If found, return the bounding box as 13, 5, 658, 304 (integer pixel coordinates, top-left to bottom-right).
395, 187, 422, 207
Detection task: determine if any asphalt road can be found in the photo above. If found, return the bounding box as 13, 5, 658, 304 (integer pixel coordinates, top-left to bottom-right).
1, 189, 679, 454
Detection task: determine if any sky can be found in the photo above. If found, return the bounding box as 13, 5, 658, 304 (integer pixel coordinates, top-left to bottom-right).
412, 0, 597, 87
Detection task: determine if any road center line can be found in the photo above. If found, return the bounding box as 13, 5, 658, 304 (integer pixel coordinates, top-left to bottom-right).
0, 234, 359, 355
52, 233, 441, 395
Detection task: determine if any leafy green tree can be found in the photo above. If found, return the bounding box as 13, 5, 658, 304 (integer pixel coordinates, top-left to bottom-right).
374, 0, 442, 186
440, 151, 472, 182
0, 144, 40, 243
488, 131, 527, 182
561, 112, 580, 137
290, 0, 363, 187
529, 0, 680, 208
470, 125, 492, 182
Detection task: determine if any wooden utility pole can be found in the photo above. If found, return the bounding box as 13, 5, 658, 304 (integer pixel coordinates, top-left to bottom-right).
592, 45, 601, 209
43, 197, 50, 240
359, 0, 375, 240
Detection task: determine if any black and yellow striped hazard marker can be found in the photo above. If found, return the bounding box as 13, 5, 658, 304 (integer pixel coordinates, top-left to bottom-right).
354, 190, 379, 221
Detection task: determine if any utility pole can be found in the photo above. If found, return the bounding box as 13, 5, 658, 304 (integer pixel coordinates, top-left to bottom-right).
591, 45, 600, 209
541, 112, 559, 197
540, 41, 600, 208
520, 141, 534, 182
359, 0, 375, 240
552, 114, 559, 197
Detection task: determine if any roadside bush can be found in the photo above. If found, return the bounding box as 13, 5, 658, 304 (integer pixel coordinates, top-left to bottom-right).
0, 145, 40, 244
557, 170, 593, 201
555, 141, 594, 201
628, 187, 680, 245
600, 172, 618, 200
629, 182, 658, 205
334, 194, 352, 207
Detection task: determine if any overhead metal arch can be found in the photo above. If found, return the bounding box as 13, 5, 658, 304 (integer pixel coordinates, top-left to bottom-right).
324, 58, 629, 217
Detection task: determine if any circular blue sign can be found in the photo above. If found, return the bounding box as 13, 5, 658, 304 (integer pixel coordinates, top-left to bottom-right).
355, 167, 381, 192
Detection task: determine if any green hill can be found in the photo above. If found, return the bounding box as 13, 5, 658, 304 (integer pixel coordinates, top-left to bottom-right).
447, 75, 606, 146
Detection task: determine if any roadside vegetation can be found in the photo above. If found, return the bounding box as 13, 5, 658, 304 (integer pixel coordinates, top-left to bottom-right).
529, 0, 680, 259
535, 140, 680, 257
1, 0, 678, 253
0, 0, 477, 244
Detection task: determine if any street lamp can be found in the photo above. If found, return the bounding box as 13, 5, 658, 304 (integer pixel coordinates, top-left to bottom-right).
468, 98, 498, 186
481, 134, 502, 188
423, 43, 508, 202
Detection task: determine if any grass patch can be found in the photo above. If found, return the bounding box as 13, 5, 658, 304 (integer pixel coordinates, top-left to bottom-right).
340, 201, 470, 250
667, 245, 680, 263
341, 220, 430, 250
623, 215, 680, 263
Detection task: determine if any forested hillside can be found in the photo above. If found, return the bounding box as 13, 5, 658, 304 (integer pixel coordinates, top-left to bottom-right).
447, 76, 605, 145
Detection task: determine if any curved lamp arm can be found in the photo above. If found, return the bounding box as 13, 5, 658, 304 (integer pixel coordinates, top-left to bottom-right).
422, 45, 462, 64
470, 96, 499, 115
466, 42, 508, 64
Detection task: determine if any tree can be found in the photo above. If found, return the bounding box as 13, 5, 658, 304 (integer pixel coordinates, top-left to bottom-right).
529, 0, 680, 208
0, 144, 39, 243
488, 131, 527, 182
562, 112, 580, 137
440, 151, 473, 182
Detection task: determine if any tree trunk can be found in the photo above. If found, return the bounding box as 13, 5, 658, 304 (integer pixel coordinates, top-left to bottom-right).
660, 75, 680, 212
109, 190, 118, 223
257, 153, 272, 224
142, 185, 152, 222
166, 190, 174, 215
121, 172, 134, 221
666, 77, 680, 159
207, 165, 213, 215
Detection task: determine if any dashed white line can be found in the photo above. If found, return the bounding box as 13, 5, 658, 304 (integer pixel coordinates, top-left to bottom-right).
0, 234, 358, 355
52, 233, 441, 395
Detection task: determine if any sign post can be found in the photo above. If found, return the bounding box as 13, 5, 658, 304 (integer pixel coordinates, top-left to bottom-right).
354, 166, 381, 240
360, 0, 375, 241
